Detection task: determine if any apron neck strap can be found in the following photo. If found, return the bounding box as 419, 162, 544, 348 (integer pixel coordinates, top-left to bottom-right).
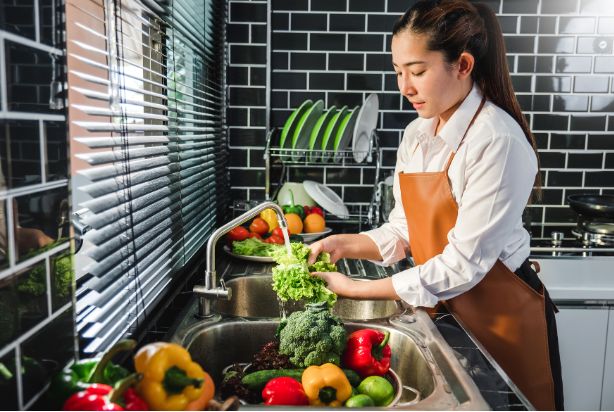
444, 96, 487, 173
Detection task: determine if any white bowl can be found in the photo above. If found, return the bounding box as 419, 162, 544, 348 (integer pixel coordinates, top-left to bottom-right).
276, 182, 316, 207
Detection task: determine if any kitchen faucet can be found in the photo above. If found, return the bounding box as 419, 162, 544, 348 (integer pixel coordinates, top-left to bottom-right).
193, 201, 288, 318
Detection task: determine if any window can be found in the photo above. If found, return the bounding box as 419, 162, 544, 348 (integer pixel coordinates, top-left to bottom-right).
66, 0, 227, 354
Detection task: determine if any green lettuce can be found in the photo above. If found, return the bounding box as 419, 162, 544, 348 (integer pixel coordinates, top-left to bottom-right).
271, 242, 337, 307
232, 238, 284, 257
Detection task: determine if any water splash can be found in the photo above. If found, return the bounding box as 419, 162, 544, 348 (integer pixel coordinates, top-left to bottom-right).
277, 295, 287, 319
280, 226, 292, 256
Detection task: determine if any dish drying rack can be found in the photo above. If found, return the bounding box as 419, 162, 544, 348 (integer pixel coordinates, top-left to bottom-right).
263, 128, 383, 229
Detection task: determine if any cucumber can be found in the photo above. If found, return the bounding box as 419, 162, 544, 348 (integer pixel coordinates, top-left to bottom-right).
241, 368, 362, 391
241, 369, 303, 390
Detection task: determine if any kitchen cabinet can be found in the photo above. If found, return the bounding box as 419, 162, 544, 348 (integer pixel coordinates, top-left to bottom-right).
557, 307, 609, 410
601, 309, 614, 409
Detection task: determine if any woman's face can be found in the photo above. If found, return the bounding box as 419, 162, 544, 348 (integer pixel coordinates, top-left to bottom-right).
391, 30, 468, 120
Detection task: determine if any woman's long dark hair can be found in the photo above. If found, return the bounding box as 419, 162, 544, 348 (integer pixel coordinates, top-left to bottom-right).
393, 0, 541, 200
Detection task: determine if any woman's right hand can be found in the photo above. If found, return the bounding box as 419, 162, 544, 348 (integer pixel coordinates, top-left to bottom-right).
308, 234, 346, 264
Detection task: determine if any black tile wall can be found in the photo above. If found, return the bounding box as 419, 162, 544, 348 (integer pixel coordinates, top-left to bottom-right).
228, 0, 614, 238
0, 0, 73, 409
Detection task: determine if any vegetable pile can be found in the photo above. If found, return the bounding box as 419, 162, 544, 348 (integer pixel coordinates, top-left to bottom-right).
46, 340, 217, 411
271, 242, 337, 307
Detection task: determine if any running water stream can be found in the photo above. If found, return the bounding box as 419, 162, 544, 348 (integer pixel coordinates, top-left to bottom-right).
278, 225, 293, 318
280, 226, 292, 256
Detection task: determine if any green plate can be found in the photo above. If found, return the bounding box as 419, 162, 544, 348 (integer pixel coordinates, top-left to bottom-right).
320, 105, 347, 162
291, 99, 324, 161
333, 106, 360, 163
280, 100, 313, 151
308, 105, 337, 162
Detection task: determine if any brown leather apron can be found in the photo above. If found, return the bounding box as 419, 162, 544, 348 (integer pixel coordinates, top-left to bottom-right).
398, 98, 556, 410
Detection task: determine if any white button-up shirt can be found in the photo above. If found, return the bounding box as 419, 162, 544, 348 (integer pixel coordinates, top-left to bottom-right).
362, 84, 538, 307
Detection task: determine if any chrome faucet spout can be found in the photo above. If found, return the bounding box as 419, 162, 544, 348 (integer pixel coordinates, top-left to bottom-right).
193, 201, 287, 318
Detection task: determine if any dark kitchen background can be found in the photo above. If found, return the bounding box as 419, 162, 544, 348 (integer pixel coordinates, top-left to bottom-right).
0, 0, 613, 408
227, 0, 614, 240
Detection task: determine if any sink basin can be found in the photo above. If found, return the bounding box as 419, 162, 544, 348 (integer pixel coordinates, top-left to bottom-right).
171, 306, 490, 410
215, 275, 402, 320
184, 320, 432, 407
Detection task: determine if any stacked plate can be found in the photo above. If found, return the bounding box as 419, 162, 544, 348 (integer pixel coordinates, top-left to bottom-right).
278, 94, 379, 163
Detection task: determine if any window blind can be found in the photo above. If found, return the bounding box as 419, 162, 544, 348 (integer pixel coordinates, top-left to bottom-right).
67, 0, 228, 354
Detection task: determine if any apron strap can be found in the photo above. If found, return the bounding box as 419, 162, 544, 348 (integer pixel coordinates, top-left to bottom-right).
443, 97, 486, 174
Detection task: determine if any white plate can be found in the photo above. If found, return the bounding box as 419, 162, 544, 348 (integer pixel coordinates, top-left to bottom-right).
303, 180, 350, 219
352, 93, 379, 163
298, 227, 332, 242
223, 245, 275, 263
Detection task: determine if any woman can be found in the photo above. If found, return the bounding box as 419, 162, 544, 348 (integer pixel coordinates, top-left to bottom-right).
309, 0, 563, 410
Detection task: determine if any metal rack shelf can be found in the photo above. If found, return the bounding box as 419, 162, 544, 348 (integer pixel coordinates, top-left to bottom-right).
263, 128, 382, 229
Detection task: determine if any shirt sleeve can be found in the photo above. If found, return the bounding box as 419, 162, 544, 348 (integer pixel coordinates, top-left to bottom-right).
391, 132, 537, 307
360, 126, 415, 266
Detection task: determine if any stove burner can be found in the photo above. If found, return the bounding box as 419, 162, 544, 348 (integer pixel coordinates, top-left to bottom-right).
569, 216, 614, 247
577, 219, 614, 236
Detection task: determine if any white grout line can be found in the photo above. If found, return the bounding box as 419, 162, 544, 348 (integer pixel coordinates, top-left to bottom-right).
0, 112, 65, 121
34, 0, 40, 43
0, 241, 69, 283
0, 32, 62, 55
45, 256, 52, 317
6, 194, 16, 269
15, 345, 23, 410
39, 120, 46, 184
0, 302, 72, 360
0, 40, 6, 112
0, 179, 68, 199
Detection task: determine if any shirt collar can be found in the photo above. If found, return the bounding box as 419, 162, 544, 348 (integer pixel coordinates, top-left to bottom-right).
415, 83, 484, 152
439, 83, 483, 152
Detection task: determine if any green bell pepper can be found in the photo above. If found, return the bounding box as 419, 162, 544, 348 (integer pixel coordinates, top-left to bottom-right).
282, 189, 305, 219
46, 339, 136, 409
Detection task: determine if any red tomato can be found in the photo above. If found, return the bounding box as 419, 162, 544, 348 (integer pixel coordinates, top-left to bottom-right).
248, 232, 262, 240
271, 227, 285, 239
227, 226, 249, 242
249, 217, 269, 235
264, 235, 284, 245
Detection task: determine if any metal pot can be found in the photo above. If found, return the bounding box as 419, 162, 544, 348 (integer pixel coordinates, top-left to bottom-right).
567, 194, 614, 219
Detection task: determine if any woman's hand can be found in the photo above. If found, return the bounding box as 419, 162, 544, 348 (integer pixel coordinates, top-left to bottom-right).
311, 271, 356, 297
311, 271, 401, 301
308, 233, 384, 265
308, 235, 346, 264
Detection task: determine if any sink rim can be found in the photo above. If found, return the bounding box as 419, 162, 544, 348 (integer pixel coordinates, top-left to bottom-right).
215, 273, 404, 320
170, 301, 491, 410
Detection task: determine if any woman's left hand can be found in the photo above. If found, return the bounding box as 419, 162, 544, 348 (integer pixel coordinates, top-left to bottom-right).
311, 271, 401, 301
310, 271, 355, 297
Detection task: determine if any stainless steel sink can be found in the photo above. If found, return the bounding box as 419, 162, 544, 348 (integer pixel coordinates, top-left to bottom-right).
171, 301, 490, 410
215, 275, 402, 320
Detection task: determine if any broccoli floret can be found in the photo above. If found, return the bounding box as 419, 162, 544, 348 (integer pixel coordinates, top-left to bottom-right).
278, 302, 347, 368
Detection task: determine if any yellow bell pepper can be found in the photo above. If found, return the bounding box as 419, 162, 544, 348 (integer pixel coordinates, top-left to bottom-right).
134, 342, 209, 411
301, 363, 352, 407
259, 208, 279, 232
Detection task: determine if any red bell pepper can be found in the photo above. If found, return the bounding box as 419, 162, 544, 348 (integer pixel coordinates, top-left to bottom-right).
261, 377, 309, 406
309, 206, 324, 217
63, 374, 148, 411
342, 329, 391, 378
